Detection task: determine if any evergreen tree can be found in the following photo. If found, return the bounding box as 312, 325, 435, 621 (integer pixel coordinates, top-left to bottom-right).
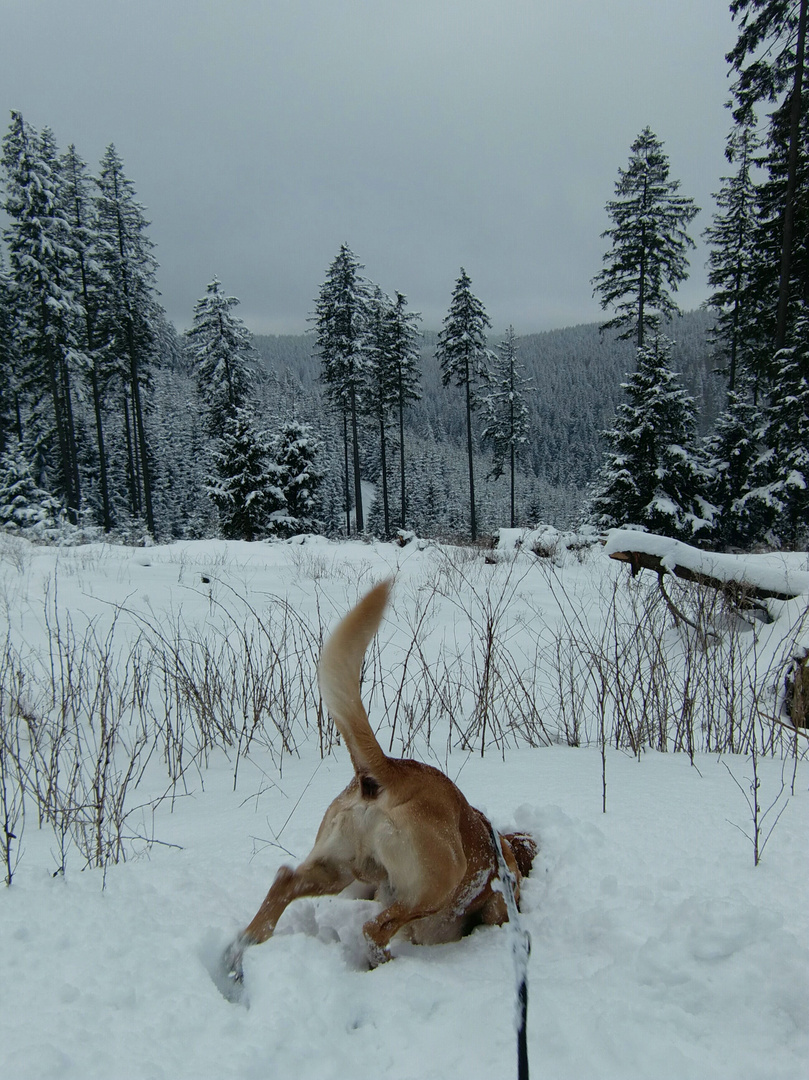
384, 292, 421, 530
590, 335, 710, 539
482, 327, 531, 527
702, 373, 762, 546
0, 438, 62, 533
206, 407, 283, 541
363, 287, 397, 537
59, 142, 115, 530
436, 268, 491, 540
362, 288, 421, 537
313, 244, 370, 533
149, 365, 214, 539
0, 259, 21, 459
592, 127, 699, 347
186, 278, 256, 437
728, 0, 808, 351
1, 113, 82, 520
752, 76, 809, 368
704, 115, 762, 391
95, 144, 159, 535
274, 419, 321, 534
312, 416, 351, 535
759, 318, 809, 544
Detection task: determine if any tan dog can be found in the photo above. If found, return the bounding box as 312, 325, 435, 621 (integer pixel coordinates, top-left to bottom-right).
223, 580, 535, 988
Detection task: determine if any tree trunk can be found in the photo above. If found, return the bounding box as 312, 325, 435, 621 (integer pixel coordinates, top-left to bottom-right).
775, 0, 807, 352
59, 352, 81, 523
510, 441, 516, 528
349, 383, 363, 533
398, 377, 407, 529
126, 320, 155, 536
379, 413, 390, 538
90, 363, 112, 531
509, 360, 516, 528
123, 390, 140, 517
343, 411, 351, 536
465, 359, 477, 541
44, 328, 78, 523
638, 220, 647, 349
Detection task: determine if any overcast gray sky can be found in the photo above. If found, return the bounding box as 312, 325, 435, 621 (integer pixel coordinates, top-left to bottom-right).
2, 0, 738, 335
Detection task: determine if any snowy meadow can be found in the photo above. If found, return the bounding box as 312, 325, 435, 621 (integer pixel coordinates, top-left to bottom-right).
0, 531, 807, 1080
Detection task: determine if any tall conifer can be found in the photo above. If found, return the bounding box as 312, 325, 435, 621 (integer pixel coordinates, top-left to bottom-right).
95, 144, 159, 534
313, 244, 370, 533
436, 269, 491, 541
593, 128, 699, 348
590, 336, 710, 540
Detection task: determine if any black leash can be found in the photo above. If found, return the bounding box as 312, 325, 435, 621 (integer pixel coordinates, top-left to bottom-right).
489, 822, 531, 1080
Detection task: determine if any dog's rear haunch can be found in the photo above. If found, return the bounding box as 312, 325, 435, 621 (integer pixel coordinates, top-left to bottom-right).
224, 580, 536, 976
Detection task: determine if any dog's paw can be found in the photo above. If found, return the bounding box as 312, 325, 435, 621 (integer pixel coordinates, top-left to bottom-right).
363, 933, 392, 969
221, 938, 246, 985
207, 937, 249, 1005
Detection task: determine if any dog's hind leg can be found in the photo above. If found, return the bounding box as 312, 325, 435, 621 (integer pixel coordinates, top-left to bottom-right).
222, 857, 353, 990
242, 857, 354, 945
362, 899, 451, 966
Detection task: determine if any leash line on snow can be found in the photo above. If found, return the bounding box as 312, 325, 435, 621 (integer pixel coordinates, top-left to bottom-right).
489, 822, 531, 1080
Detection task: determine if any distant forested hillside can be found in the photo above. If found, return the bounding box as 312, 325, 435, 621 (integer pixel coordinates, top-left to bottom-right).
253, 307, 720, 529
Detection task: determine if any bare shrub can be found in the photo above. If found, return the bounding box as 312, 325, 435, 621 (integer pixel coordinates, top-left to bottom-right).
431, 552, 554, 755
1, 543, 805, 888
0, 642, 27, 884
534, 558, 809, 760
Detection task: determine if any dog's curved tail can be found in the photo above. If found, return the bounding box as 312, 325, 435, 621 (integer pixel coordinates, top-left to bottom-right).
318, 579, 393, 783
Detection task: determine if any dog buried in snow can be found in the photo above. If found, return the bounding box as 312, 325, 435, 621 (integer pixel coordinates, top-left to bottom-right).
222, 579, 535, 987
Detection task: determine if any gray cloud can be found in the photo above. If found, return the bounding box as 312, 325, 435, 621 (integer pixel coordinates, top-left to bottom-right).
1, 0, 737, 334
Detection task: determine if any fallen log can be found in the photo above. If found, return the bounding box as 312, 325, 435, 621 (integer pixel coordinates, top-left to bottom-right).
607, 532, 809, 729
608, 548, 803, 606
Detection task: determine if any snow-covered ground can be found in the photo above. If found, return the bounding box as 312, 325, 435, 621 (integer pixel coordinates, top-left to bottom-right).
0, 532, 807, 1080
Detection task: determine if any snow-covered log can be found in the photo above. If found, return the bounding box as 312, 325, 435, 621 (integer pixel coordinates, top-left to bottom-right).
605, 529, 809, 605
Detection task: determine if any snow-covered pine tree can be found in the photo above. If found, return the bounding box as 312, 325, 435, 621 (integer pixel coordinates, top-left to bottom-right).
704, 114, 763, 392
384, 292, 421, 530
592, 127, 699, 348
589, 335, 711, 540
728, 0, 808, 353
0, 438, 62, 533
1, 113, 83, 521
311, 417, 350, 536
748, 319, 809, 546
206, 407, 284, 541
186, 278, 256, 438
363, 287, 398, 537
436, 268, 491, 540
149, 364, 215, 538
59, 142, 115, 531
482, 326, 531, 528
0, 258, 21, 460
701, 372, 762, 547
273, 419, 321, 535
407, 438, 467, 539
95, 144, 160, 535
312, 244, 371, 534
750, 74, 809, 377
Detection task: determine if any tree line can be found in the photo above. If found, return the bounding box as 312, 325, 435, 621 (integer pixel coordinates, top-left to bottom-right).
0, 122, 533, 543
0, 1, 806, 549
313, 247, 531, 541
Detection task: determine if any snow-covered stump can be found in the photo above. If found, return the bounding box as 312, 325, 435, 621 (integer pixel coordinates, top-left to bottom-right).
490, 823, 531, 1080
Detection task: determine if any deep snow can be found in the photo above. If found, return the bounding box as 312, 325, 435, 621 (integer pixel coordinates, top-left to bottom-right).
0, 533, 807, 1080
